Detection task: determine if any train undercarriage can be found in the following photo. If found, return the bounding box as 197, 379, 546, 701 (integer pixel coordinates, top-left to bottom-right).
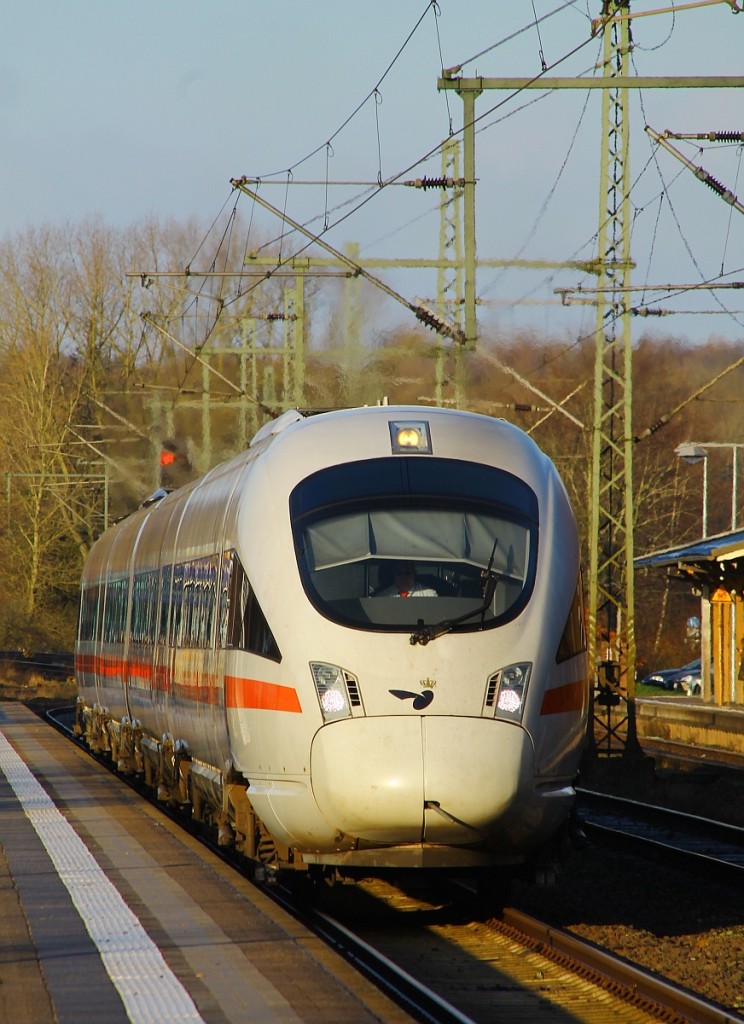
74, 698, 579, 890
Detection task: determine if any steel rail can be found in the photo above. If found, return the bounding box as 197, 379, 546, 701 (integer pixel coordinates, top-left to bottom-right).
503, 906, 744, 1024
43, 706, 744, 1023
577, 788, 744, 883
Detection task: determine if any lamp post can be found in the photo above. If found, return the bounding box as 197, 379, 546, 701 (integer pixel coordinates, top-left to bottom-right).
674, 442, 708, 536
674, 441, 744, 537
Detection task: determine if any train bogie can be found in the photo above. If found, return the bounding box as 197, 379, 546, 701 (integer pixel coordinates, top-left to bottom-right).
76, 405, 588, 881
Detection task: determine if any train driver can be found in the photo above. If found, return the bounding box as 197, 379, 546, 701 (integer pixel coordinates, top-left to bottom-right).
375, 561, 438, 598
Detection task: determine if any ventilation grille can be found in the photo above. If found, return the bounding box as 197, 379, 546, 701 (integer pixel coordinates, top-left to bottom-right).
345, 672, 362, 707
484, 673, 499, 707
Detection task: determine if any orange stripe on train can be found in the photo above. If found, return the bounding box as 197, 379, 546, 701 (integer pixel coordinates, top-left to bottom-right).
540, 678, 588, 715
75, 656, 302, 714
226, 675, 302, 713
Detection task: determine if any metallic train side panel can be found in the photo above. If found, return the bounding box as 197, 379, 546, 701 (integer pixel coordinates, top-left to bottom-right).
126, 496, 181, 743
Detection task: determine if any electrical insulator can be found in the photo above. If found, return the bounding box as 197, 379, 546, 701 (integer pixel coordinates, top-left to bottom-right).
666, 131, 744, 143
411, 299, 466, 344
403, 176, 462, 190
695, 167, 738, 204
630, 307, 669, 317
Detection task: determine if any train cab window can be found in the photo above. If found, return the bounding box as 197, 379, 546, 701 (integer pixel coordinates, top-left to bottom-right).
290, 457, 538, 634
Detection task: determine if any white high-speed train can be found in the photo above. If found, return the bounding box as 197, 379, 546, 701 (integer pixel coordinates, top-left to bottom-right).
75, 405, 588, 884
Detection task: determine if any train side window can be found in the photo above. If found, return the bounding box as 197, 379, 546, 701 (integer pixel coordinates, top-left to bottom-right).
556, 581, 587, 663
218, 550, 235, 647
224, 553, 249, 648
169, 563, 185, 646
179, 555, 218, 648
78, 582, 101, 642
244, 589, 281, 662
77, 587, 85, 642
198, 556, 218, 647
158, 565, 171, 643
178, 561, 195, 647
157, 559, 217, 649
221, 550, 281, 662
103, 577, 128, 645
130, 576, 142, 645
131, 570, 158, 645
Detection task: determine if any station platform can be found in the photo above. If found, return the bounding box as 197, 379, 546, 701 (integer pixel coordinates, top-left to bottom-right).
0, 703, 412, 1024
637, 696, 744, 767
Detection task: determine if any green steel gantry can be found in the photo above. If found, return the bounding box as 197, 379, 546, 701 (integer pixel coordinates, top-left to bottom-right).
131, 4, 744, 758
438, 0, 744, 753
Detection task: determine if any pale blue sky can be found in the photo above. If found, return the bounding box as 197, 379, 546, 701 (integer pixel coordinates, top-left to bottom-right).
2, 2, 743, 343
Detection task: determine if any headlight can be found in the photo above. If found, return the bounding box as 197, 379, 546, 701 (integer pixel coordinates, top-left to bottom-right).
310, 662, 361, 722
484, 663, 531, 722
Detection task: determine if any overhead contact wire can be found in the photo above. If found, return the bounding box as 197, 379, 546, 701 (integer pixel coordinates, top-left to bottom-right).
720, 142, 742, 273
251, 1, 438, 181
169, 14, 605, 424
453, 0, 584, 71
645, 132, 744, 330
219, 8, 596, 287
431, 2, 454, 134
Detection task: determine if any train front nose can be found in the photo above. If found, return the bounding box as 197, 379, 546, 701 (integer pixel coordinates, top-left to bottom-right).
310, 717, 534, 845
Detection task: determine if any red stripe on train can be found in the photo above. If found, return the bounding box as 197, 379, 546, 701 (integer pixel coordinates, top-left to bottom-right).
539, 678, 588, 715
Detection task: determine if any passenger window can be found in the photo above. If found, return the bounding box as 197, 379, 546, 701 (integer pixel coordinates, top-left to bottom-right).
221, 550, 281, 662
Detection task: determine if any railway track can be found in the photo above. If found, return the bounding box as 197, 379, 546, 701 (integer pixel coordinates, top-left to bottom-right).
295, 876, 742, 1024
577, 788, 744, 882
40, 704, 743, 1024
0, 649, 74, 680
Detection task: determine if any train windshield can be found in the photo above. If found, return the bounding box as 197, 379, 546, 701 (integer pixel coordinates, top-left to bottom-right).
290, 457, 538, 634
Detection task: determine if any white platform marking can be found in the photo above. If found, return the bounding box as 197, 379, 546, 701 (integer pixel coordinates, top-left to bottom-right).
0, 729, 206, 1024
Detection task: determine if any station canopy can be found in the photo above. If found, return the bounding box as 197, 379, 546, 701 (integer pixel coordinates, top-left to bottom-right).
635, 529, 744, 591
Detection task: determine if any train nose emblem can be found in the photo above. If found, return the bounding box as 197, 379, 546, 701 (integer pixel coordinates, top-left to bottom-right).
390, 679, 436, 710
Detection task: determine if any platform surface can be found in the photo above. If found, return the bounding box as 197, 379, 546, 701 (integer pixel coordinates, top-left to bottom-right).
0, 702, 412, 1024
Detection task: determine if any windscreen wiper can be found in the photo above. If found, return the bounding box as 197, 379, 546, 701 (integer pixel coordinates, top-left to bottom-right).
409, 539, 499, 646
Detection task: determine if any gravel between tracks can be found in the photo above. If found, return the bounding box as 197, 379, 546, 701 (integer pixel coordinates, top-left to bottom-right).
511, 758, 744, 1014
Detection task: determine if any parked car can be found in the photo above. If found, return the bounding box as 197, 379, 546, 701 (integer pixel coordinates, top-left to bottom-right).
641, 658, 708, 694
641, 665, 683, 690
675, 662, 702, 696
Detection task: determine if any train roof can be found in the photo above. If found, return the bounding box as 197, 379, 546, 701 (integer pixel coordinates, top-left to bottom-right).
82, 405, 561, 581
